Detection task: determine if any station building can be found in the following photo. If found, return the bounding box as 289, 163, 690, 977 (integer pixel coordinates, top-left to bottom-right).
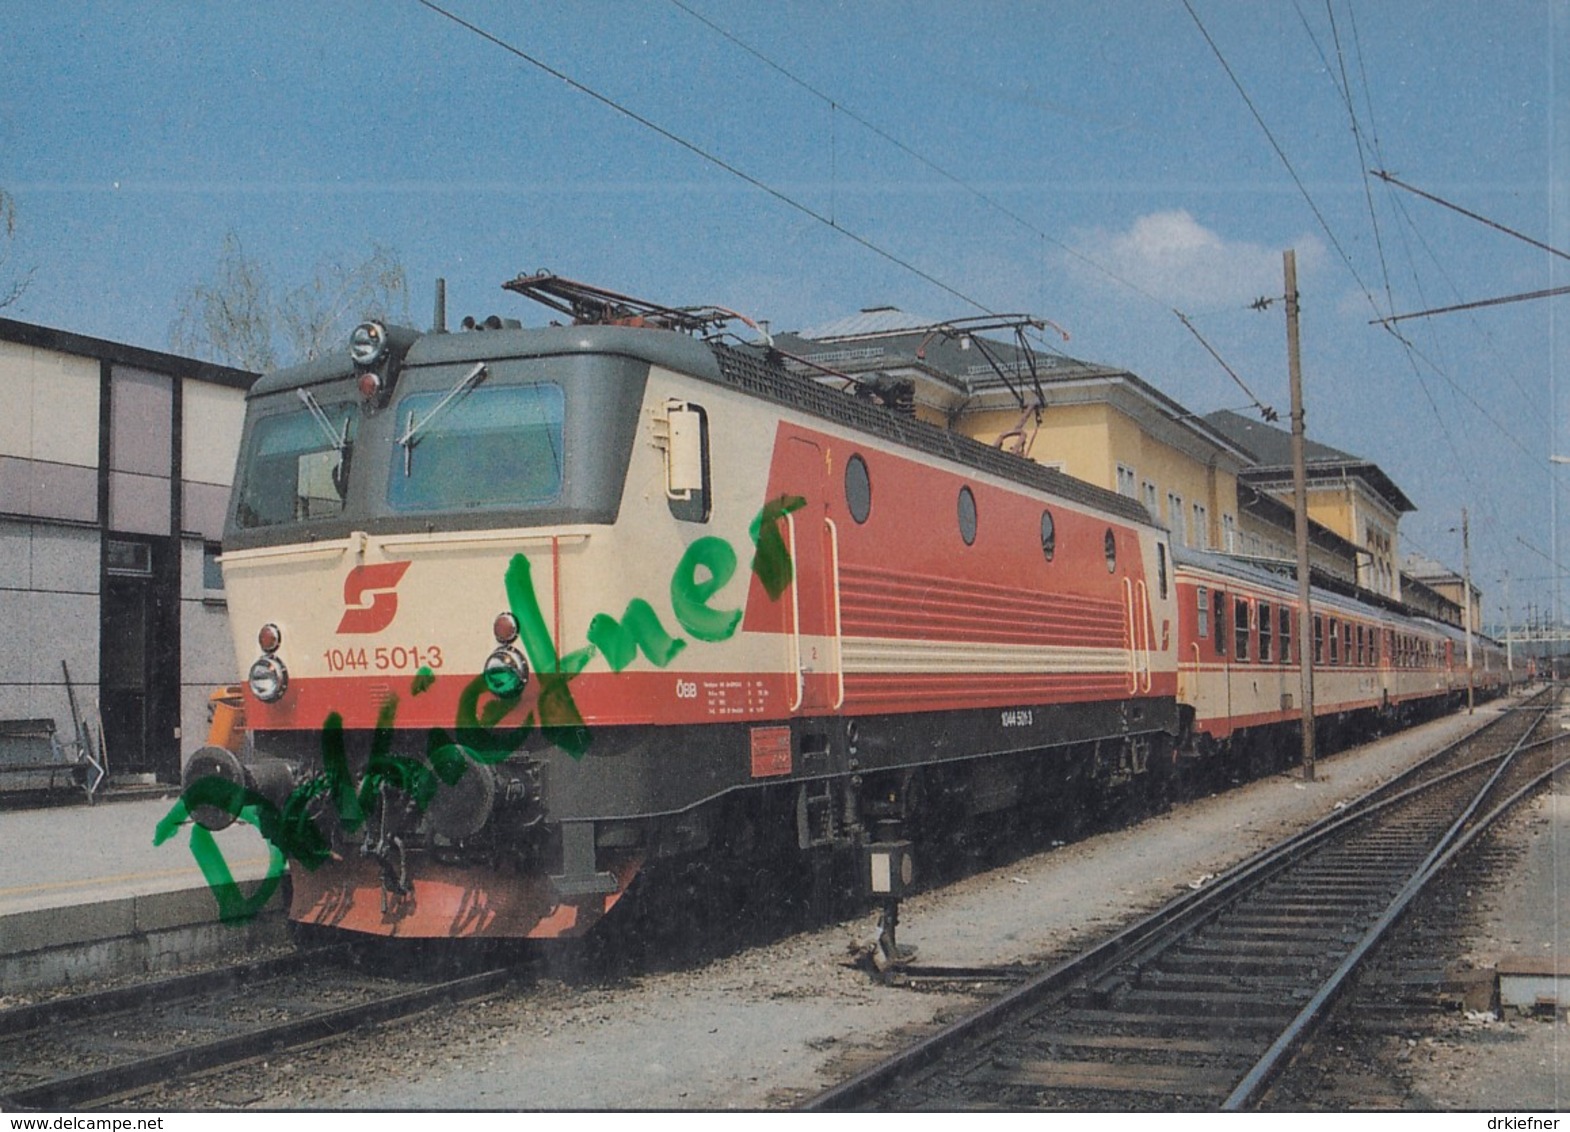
0, 318, 253, 785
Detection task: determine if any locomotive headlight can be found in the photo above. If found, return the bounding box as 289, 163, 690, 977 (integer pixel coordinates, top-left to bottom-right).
248, 655, 289, 702
483, 645, 529, 699
349, 320, 389, 368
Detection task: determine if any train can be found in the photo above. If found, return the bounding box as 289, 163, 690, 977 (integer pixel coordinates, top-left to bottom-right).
175, 272, 1516, 946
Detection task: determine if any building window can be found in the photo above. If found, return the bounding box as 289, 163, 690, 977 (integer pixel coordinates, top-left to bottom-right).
202, 542, 224, 591
1223, 513, 1237, 553
106, 539, 152, 576
1142, 481, 1158, 516
1117, 463, 1137, 498
1167, 493, 1185, 546
1192, 503, 1209, 550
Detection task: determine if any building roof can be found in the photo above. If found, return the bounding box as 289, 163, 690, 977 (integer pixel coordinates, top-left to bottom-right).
779, 309, 1254, 469
0, 317, 256, 390
1203, 408, 1417, 514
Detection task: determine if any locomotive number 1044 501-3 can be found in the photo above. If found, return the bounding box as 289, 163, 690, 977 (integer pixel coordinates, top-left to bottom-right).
323, 645, 445, 673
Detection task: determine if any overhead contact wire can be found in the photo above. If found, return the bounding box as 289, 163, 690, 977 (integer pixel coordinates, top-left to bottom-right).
414, 0, 996, 317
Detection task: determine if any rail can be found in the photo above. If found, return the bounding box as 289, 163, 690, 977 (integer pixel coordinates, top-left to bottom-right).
803, 686, 1560, 1110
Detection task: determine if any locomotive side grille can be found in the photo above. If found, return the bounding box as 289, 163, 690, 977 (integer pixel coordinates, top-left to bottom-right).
838, 564, 1127, 647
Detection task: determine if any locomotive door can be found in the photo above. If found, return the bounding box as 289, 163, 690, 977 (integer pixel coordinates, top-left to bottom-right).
779, 436, 839, 713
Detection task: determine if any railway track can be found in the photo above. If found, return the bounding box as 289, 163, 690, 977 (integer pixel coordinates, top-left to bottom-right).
804, 686, 1568, 1111
0, 946, 522, 1110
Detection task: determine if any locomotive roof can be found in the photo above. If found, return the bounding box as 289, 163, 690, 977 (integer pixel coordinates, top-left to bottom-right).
248, 322, 1154, 528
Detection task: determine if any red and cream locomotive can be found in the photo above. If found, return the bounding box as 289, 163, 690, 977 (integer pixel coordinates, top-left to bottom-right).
177, 272, 1509, 941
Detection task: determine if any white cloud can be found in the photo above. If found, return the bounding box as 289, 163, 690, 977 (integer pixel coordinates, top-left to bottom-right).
1069, 210, 1324, 309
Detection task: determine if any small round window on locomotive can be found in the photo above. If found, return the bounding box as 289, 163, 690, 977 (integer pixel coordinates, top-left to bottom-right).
1041, 509, 1056, 562
845, 454, 872, 523
1104, 528, 1117, 573
958, 486, 978, 546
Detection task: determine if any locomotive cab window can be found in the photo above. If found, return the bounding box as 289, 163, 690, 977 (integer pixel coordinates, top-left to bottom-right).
237, 401, 358, 528
390, 382, 565, 512
665, 401, 711, 523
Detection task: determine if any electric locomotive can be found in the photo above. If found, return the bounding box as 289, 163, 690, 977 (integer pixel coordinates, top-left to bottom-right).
181, 273, 1181, 939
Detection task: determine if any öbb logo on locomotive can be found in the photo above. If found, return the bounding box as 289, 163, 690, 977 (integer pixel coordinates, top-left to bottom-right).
335, 561, 412, 634
159, 272, 1509, 941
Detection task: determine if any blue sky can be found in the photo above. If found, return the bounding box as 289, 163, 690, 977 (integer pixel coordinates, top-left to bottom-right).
3, 1, 1566, 627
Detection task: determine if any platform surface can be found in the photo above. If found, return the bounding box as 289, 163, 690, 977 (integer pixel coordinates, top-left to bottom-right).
0, 792, 278, 938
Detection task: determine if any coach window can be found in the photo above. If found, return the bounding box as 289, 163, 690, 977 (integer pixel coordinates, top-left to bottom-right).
1259, 600, 1273, 662
1280, 606, 1293, 664
1233, 597, 1250, 661
1314, 615, 1325, 665
1040, 509, 1056, 562
1104, 528, 1117, 573
1157, 542, 1168, 599
844, 453, 872, 524
957, 486, 978, 546
1214, 590, 1226, 656
1196, 586, 1210, 638
1330, 619, 1340, 665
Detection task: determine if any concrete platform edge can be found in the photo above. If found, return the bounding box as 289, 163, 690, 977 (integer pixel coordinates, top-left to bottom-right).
1, 885, 288, 994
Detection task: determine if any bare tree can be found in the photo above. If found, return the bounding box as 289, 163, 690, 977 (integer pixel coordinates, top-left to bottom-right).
170, 230, 409, 371
0, 188, 35, 311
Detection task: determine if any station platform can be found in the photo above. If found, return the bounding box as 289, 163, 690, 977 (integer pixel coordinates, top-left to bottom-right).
0, 788, 287, 994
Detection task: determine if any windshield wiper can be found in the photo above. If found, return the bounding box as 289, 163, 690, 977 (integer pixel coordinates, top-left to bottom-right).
296, 388, 350, 453
399, 362, 488, 476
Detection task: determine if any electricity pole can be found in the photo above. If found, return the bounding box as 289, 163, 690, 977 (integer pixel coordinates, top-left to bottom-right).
1462, 507, 1474, 713
1286, 249, 1315, 781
